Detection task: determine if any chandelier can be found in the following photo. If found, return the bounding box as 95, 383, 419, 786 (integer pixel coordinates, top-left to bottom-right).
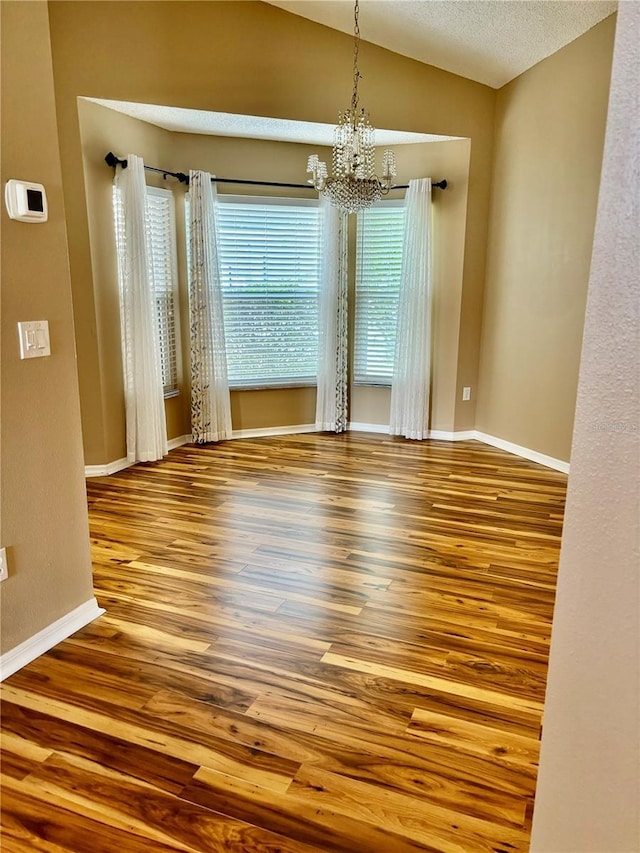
306, 0, 396, 214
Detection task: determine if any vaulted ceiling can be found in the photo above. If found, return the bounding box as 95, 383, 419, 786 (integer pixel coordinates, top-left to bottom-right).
264, 0, 616, 88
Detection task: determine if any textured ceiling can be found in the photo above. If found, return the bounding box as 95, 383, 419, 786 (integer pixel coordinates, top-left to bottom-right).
88, 1, 616, 145
87, 99, 461, 145
264, 0, 616, 88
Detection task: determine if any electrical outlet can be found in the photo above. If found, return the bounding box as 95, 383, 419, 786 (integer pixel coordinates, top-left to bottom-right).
0, 547, 8, 582
462, 386, 471, 401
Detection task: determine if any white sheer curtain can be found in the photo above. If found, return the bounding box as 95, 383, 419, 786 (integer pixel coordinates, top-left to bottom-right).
114, 154, 168, 462
188, 170, 232, 443
315, 196, 349, 432
390, 178, 433, 440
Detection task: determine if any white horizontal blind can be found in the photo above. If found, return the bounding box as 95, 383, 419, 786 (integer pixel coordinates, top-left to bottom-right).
215, 197, 321, 388
354, 203, 406, 384
146, 187, 179, 395
114, 185, 180, 396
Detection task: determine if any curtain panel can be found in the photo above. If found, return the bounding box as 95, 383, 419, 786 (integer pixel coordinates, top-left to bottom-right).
315, 197, 349, 433
114, 154, 168, 463
187, 170, 232, 444
390, 177, 433, 440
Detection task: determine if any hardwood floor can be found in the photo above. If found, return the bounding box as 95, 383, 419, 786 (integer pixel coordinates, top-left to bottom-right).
0, 433, 567, 852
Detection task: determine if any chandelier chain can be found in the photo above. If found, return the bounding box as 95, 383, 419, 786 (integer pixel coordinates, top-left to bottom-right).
306, 0, 397, 213
351, 0, 361, 113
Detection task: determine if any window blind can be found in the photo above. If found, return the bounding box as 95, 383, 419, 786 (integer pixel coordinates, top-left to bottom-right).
354, 203, 406, 385
146, 187, 180, 395
113, 185, 180, 396
215, 197, 321, 388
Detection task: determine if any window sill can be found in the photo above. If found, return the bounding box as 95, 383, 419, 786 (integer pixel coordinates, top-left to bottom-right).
163, 389, 181, 400
230, 382, 317, 392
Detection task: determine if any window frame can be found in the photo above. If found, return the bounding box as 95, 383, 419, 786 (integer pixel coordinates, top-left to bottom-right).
353, 198, 406, 387
208, 193, 322, 391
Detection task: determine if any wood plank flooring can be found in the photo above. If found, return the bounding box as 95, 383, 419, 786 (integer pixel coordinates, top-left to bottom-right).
0, 433, 567, 852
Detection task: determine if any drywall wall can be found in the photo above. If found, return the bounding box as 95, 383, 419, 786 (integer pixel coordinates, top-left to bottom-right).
531, 2, 639, 848
477, 16, 616, 462
0, 1, 95, 653
79, 99, 333, 447
79, 100, 472, 452
77, 99, 179, 462
78, 100, 331, 452
48, 0, 495, 464
350, 139, 471, 429
158, 126, 337, 438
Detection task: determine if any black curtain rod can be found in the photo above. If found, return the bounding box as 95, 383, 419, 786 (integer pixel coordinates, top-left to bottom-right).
104, 152, 448, 191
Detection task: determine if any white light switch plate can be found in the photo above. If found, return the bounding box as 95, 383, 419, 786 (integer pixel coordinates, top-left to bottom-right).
18, 320, 50, 359
0, 548, 8, 582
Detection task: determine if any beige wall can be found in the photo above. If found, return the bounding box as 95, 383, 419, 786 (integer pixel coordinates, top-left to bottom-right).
78, 97, 472, 455
78, 100, 335, 454
77, 100, 171, 462
531, 3, 639, 847
48, 0, 495, 465
160, 127, 337, 439
351, 140, 471, 428
46, 2, 617, 469
476, 16, 616, 462
0, 2, 95, 653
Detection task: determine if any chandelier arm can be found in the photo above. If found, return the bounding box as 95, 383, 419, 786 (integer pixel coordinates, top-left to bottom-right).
305, 0, 419, 212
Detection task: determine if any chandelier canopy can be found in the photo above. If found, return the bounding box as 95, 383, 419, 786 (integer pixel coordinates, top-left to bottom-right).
307, 0, 396, 214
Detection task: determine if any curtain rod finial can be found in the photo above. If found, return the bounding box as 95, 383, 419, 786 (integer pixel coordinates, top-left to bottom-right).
105, 152, 127, 169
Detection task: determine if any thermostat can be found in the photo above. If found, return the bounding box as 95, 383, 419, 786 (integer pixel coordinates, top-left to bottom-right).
4, 180, 48, 223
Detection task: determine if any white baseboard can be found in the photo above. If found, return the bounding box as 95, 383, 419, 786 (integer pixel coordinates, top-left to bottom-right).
84, 456, 132, 478
85, 428, 315, 477
85, 435, 192, 477
348, 424, 475, 442
348, 422, 389, 434
428, 429, 476, 441
85, 426, 569, 475
349, 423, 568, 472
168, 434, 191, 450
0, 598, 105, 681
230, 424, 317, 440
474, 431, 570, 474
